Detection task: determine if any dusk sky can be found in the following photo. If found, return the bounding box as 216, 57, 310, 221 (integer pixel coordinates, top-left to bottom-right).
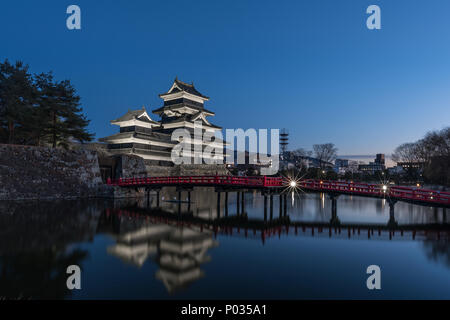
1, 0, 449, 156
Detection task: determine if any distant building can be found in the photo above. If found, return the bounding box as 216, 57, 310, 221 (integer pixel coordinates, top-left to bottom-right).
335, 159, 349, 168
375, 153, 385, 165
388, 165, 405, 175
297, 156, 333, 169
357, 154, 386, 174
280, 151, 333, 171
397, 161, 425, 172
334, 158, 349, 175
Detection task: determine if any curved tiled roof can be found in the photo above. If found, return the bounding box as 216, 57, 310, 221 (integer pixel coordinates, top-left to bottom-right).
152, 103, 215, 116
159, 78, 209, 99
111, 106, 159, 125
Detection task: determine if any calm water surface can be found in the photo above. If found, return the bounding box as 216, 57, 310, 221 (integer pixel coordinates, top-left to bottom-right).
0, 187, 449, 299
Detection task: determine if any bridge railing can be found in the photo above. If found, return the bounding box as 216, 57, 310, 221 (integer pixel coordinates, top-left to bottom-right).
298, 180, 450, 205
107, 175, 284, 187
299, 180, 385, 196
106, 176, 449, 205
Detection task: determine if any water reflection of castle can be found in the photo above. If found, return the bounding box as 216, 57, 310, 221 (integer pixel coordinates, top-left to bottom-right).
102, 212, 218, 293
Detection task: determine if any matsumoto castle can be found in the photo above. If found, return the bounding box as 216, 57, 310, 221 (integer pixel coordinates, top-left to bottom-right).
100, 78, 225, 166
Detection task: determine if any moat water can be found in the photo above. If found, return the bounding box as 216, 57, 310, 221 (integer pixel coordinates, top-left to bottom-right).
0, 187, 449, 299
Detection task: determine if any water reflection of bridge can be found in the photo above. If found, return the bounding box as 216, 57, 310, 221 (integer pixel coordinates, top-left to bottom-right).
137, 187, 448, 230
104, 205, 450, 245
135, 185, 449, 229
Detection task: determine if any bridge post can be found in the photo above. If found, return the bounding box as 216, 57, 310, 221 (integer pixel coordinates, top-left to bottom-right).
279, 193, 283, 219
217, 191, 221, 218
236, 192, 240, 215
270, 194, 273, 221
176, 189, 182, 215
387, 199, 398, 228
146, 188, 150, 208
225, 192, 228, 217
187, 191, 191, 213
443, 208, 447, 224
241, 191, 245, 214
156, 190, 160, 208
329, 193, 340, 226
283, 193, 287, 217
264, 194, 268, 222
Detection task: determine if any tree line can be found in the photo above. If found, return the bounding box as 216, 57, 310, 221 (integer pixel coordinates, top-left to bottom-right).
288, 143, 338, 168
392, 127, 450, 186
0, 60, 93, 148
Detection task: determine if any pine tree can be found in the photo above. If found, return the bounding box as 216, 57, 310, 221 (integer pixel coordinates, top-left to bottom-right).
34, 73, 93, 148
1, 60, 93, 148
0, 60, 34, 144
34, 72, 63, 147
57, 80, 94, 147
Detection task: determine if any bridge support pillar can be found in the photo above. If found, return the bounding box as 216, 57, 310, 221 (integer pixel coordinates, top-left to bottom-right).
279, 193, 283, 218
156, 190, 160, 208
225, 192, 228, 217
443, 208, 447, 224
187, 191, 191, 213
270, 194, 273, 221
283, 193, 287, 217
330, 197, 340, 226
217, 191, 221, 218
264, 194, 268, 222
241, 192, 245, 214
328, 193, 340, 225
237, 192, 240, 215
177, 190, 182, 215
434, 207, 440, 222
388, 199, 398, 228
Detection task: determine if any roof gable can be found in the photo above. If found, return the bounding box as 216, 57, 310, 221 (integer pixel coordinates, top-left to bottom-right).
160, 77, 209, 100
111, 106, 159, 125
191, 112, 211, 125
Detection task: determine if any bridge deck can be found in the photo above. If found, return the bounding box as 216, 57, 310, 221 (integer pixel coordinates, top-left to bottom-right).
107, 176, 450, 206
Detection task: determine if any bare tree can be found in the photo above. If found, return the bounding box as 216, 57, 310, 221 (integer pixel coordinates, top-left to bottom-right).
420, 127, 450, 185
392, 127, 450, 185
313, 143, 338, 168
391, 143, 422, 164
292, 148, 312, 158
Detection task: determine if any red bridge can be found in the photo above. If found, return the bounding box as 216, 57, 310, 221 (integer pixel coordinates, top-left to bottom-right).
107, 176, 450, 207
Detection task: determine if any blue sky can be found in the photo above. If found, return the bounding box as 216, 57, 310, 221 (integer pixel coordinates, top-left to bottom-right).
1, 0, 449, 155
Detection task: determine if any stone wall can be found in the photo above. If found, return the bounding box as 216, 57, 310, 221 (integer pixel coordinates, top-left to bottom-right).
145, 165, 173, 177
146, 164, 230, 177
0, 144, 111, 200
172, 164, 230, 176
0, 144, 231, 201
118, 154, 148, 178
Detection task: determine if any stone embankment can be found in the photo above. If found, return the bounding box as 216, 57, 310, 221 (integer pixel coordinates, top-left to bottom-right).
0, 144, 110, 200
0, 144, 230, 200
